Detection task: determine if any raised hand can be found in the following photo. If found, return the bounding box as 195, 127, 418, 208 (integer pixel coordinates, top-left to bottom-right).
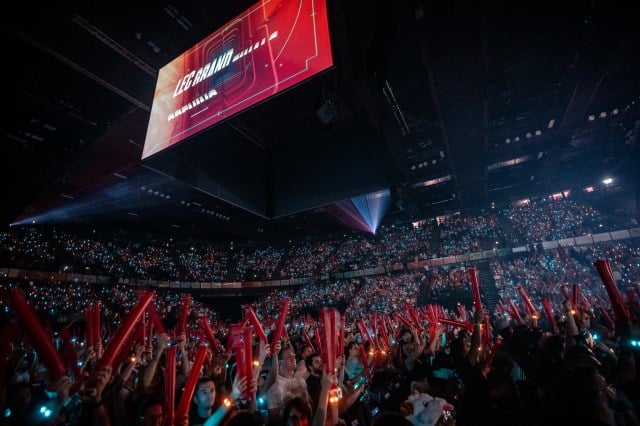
157, 332, 170, 351
49, 374, 72, 402
86, 365, 112, 403
231, 374, 248, 400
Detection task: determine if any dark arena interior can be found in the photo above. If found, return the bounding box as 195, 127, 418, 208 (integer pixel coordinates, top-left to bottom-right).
1, 1, 639, 425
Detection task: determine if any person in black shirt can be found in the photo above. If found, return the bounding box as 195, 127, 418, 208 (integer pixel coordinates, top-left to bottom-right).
304, 352, 323, 413
188, 375, 246, 426
189, 377, 218, 426
450, 316, 493, 426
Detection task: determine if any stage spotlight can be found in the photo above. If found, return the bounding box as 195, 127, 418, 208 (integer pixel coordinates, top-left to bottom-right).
326, 189, 391, 234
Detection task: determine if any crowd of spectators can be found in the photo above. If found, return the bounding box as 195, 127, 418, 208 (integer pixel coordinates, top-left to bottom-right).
231, 245, 285, 282
420, 265, 477, 307
275, 238, 335, 279
373, 220, 437, 265
0, 196, 639, 425
1, 250, 639, 425
502, 197, 624, 242
490, 241, 640, 324
437, 213, 507, 256
2, 197, 634, 283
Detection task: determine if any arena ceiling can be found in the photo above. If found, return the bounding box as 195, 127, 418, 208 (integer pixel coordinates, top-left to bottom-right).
2, 0, 639, 241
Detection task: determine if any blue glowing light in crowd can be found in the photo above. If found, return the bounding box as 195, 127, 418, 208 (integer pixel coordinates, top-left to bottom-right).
39, 406, 52, 418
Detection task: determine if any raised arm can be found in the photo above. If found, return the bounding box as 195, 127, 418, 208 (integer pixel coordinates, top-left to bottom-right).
312, 370, 337, 426
176, 332, 192, 379
141, 332, 169, 391
204, 374, 247, 426
563, 300, 579, 354
254, 340, 271, 381
468, 310, 484, 365
119, 343, 143, 386
83, 366, 113, 426
261, 340, 281, 394
428, 323, 444, 355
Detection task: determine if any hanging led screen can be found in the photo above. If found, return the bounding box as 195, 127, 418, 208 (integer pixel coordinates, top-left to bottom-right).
142, 0, 333, 159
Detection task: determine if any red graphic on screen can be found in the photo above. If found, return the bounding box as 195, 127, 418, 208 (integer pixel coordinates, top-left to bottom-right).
142, 0, 333, 159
